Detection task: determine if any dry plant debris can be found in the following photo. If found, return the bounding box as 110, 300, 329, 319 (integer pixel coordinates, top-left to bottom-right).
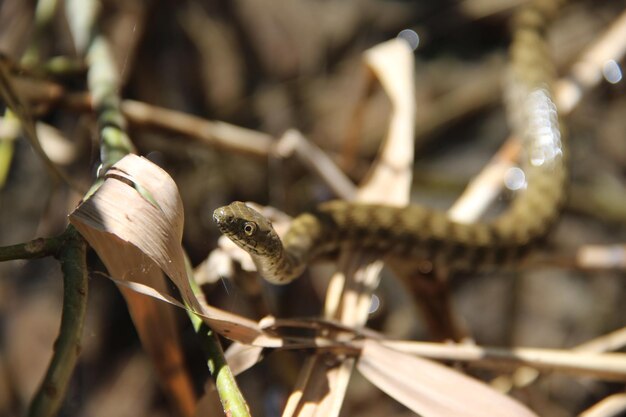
1, 1, 626, 417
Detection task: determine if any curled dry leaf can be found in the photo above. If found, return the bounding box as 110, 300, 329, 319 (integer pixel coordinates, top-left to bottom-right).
69, 154, 285, 347
357, 340, 539, 417
69, 154, 198, 416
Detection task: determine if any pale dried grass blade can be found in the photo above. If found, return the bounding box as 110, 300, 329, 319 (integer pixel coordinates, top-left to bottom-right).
556, 8, 626, 114
357, 340, 539, 417
286, 39, 416, 417
282, 356, 355, 417
332, 38, 415, 327
275, 129, 356, 200
381, 340, 626, 381
194, 246, 235, 285
575, 326, 626, 353
331, 255, 384, 326
36, 122, 77, 165
65, 0, 99, 53
576, 245, 626, 270
357, 38, 415, 204
448, 138, 522, 223
579, 393, 626, 417
288, 258, 381, 416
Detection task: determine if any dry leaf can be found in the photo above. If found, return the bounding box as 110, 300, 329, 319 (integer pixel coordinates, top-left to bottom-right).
357, 340, 539, 417
69, 155, 197, 416
70, 155, 288, 347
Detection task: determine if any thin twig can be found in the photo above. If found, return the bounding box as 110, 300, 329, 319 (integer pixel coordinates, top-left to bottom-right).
378, 340, 626, 382
121, 99, 274, 158
0, 236, 61, 262
275, 129, 357, 200
0, 59, 82, 192
575, 326, 626, 354
27, 226, 88, 417
556, 7, 626, 114
448, 138, 522, 223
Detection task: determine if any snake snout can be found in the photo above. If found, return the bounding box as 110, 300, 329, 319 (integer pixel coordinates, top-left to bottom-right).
212, 206, 231, 227
213, 207, 224, 221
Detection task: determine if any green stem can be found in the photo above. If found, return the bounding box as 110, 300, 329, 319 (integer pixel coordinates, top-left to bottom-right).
27, 226, 88, 417
87, 36, 136, 171
186, 260, 251, 417
195, 323, 252, 417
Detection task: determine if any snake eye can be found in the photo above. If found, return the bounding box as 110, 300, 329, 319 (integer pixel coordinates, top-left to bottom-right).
243, 222, 257, 236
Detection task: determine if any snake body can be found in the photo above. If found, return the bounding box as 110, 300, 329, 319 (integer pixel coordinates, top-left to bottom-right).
213, 0, 567, 284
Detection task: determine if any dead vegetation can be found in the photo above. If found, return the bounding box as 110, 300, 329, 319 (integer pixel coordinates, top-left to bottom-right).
1, 0, 626, 417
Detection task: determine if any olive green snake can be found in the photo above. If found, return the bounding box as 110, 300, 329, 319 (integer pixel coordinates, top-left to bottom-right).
213, 0, 567, 284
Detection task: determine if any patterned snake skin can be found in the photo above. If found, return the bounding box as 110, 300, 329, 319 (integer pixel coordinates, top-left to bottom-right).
213, 0, 567, 284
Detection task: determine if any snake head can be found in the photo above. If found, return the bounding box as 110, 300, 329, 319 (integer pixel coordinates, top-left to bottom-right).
213, 201, 282, 257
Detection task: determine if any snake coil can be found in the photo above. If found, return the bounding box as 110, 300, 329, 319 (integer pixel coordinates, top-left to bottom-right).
214, 0, 567, 284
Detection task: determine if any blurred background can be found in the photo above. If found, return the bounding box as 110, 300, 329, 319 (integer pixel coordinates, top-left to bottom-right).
1, 0, 625, 416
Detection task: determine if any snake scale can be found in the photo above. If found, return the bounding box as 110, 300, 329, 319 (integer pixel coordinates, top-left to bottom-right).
213, 0, 567, 284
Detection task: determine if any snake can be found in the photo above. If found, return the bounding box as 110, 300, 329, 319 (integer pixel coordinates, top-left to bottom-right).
213, 0, 567, 285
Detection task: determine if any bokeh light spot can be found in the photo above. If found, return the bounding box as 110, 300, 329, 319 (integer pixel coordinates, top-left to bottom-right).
397, 29, 419, 51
